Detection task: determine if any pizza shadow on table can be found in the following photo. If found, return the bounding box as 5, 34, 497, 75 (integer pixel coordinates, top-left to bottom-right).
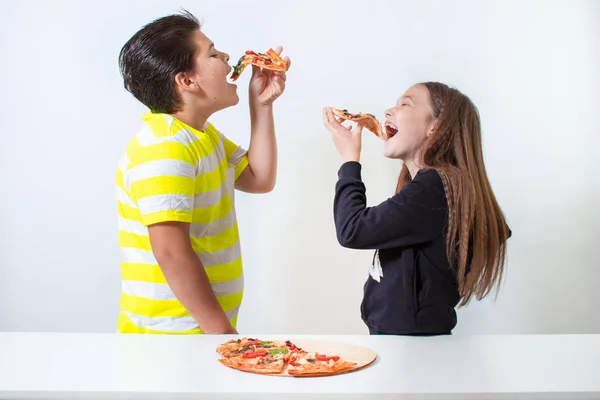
216, 337, 378, 377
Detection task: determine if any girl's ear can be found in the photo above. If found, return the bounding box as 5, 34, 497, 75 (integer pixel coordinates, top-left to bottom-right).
426, 118, 438, 138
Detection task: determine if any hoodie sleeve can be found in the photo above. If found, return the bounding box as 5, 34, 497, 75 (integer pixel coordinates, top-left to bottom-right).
333, 162, 448, 250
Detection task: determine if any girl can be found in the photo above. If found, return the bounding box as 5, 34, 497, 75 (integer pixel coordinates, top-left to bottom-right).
322, 82, 511, 336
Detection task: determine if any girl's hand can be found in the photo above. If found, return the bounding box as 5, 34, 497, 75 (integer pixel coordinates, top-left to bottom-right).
323, 107, 363, 162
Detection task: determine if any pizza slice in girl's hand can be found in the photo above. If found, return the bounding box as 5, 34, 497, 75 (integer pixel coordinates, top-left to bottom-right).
286, 350, 357, 377
230, 48, 289, 81
330, 107, 387, 140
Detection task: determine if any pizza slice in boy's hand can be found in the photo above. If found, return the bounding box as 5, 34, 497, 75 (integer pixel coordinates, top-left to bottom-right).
230, 48, 289, 81
330, 107, 387, 140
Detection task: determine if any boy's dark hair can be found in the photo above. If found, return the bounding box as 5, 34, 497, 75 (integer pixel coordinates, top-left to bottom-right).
119, 10, 201, 114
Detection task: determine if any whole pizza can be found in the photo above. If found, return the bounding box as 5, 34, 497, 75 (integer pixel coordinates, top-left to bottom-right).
216, 337, 359, 377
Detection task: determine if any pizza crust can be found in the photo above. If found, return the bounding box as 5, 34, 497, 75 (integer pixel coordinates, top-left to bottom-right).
286, 361, 357, 377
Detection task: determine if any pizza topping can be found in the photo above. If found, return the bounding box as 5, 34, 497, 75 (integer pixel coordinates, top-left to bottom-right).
230, 344, 254, 355
262, 357, 280, 364
242, 349, 268, 359
268, 348, 289, 355
316, 353, 340, 362
285, 340, 302, 351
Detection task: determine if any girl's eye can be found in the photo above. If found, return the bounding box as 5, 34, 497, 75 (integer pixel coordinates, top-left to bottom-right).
211, 53, 218, 58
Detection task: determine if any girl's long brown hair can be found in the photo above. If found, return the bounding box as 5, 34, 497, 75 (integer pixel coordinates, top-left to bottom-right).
396, 82, 509, 306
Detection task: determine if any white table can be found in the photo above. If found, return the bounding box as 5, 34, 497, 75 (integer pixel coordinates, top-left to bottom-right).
0, 332, 599, 399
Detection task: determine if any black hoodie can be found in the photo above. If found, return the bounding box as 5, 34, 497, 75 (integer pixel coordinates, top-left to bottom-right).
333, 161, 461, 335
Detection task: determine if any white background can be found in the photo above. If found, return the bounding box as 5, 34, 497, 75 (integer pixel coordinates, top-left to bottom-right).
0, 0, 598, 335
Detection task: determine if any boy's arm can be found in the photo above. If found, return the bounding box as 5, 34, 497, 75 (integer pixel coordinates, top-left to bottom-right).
128, 140, 235, 334
235, 51, 289, 193
234, 103, 277, 193
147, 222, 237, 334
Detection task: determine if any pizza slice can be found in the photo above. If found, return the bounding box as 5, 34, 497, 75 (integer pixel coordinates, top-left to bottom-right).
330, 107, 387, 140
230, 48, 289, 81
217, 340, 304, 375
217, 337, 301, 358
216, 337, 258, 357
218, 348, 288, 374
286, 350, 357, 377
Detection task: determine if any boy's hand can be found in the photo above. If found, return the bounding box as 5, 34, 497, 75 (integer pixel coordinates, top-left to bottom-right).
248, 46, 290, 106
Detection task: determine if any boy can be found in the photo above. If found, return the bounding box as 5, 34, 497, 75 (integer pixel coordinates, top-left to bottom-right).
115, 10, 289, 334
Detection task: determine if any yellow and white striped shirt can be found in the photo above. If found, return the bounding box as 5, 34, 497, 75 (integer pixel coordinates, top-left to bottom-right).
115, 112, 248, 334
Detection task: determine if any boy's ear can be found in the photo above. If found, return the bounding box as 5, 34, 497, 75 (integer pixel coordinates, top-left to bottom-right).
174, 71, 201, 93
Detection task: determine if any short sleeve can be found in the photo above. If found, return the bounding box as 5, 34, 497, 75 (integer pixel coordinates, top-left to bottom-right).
221, 135, 249, 181
125, 140, 196, 226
